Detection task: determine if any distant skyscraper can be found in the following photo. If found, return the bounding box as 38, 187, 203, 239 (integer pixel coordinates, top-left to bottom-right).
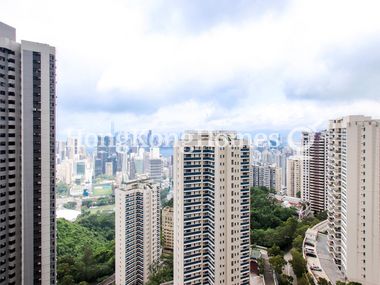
0, 22, 56, 285
301, 131, 328, 212
96, 135, 117, 176
105, 161, 113, 177
327, 115, 380, 285
56, 141, 66, 163
66, 136, 78, 160
174, 131, 250, 285
286, 156, 302, 197
115, 179, 160, 285
144, 148, 163, 183
74, 160, 86, 177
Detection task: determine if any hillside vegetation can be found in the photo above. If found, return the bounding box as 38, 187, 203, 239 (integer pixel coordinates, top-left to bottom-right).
57, 212, 115, 285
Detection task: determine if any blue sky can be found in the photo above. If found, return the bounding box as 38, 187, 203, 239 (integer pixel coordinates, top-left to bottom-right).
1, 0, 380, 137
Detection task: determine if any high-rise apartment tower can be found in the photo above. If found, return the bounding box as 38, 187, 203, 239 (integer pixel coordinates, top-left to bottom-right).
327, 115, 380, 285
115, 179, 160, 285
173, 131, 251, 285
0, 22, 56, 285
301, 131, 328, 212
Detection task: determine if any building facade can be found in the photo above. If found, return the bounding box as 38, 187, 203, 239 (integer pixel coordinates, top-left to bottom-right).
162, 206, 174, 250
173, 131, 250, 285
115, 179, 160, 285
0, 22, 56, 285
0, 22, 22, 285
327, 116, 380, 285
301, 131, 328, 213
286, 156, 302, 197
96, 135, 117, 176
251, 163, 282, 193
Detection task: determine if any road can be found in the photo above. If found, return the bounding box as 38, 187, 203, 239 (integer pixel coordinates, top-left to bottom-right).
283, 251, 297, 284
261, 251, 275, 285
251, 274, 265, 285
316, 234, 344, 284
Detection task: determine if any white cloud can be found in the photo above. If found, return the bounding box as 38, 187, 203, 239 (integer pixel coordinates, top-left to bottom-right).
95, 0, 380, 99
2, 0, 380, 135
58, 98, 380, 138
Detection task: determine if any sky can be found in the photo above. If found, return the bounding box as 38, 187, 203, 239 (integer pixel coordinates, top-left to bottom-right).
1, 0, 380, 138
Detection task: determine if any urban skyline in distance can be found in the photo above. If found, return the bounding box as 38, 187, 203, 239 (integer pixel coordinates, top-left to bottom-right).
1, 1, 380, 285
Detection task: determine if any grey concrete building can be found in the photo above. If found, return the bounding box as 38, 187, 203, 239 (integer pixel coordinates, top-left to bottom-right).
0, 21, 56, 285
0, 22, 22, 285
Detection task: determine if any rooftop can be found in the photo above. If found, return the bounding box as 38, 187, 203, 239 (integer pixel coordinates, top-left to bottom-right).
0, 21, 16, 41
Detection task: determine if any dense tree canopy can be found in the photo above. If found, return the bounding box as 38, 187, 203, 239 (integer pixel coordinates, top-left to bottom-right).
250, 187, 297, 230
250, 186, 327, 285
57, 212, 115, 284
250, 187, 323, 249
290, 249, 307, 278
269, 255, 287, 274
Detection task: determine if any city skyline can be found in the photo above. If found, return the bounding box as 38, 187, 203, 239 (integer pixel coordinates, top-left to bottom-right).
1, 1, 380, 136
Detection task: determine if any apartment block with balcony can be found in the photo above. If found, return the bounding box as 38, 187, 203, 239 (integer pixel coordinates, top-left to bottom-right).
301, 131, 328, 213
162, 206, 174, 250
286, 156, 302, 197
327, 115, 380, 285
173, 131, 250, 285
115, 178, 160, 285
1, 21, 56, 285
251, 163, 282, 193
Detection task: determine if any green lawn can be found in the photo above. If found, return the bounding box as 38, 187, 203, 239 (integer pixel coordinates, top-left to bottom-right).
92, 184, 113, 196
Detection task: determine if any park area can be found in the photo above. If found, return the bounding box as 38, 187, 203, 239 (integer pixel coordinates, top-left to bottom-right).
92, 183, 113, 196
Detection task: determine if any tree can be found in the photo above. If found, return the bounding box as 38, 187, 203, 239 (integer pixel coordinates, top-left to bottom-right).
336, 281, 362, 285
292, 235, 304, 251
160, 187, 171, 206
57, 181, 70, 196
250, 187, 299, 249
268, 244, 282, 257
146, 253, 173, 285
269, 255, 286, 274
278, 274, 293, 285
60, 275, 75, 285
163, 197, 173, 208
57, 212, 115, 284
315, 211, 328, 221
298, 275, 309, 285
82, 199, 93, 208
318, 278, 332, 285
63, 201, 77, 210
290, 249, 307, 278
257, 257, 265, 275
